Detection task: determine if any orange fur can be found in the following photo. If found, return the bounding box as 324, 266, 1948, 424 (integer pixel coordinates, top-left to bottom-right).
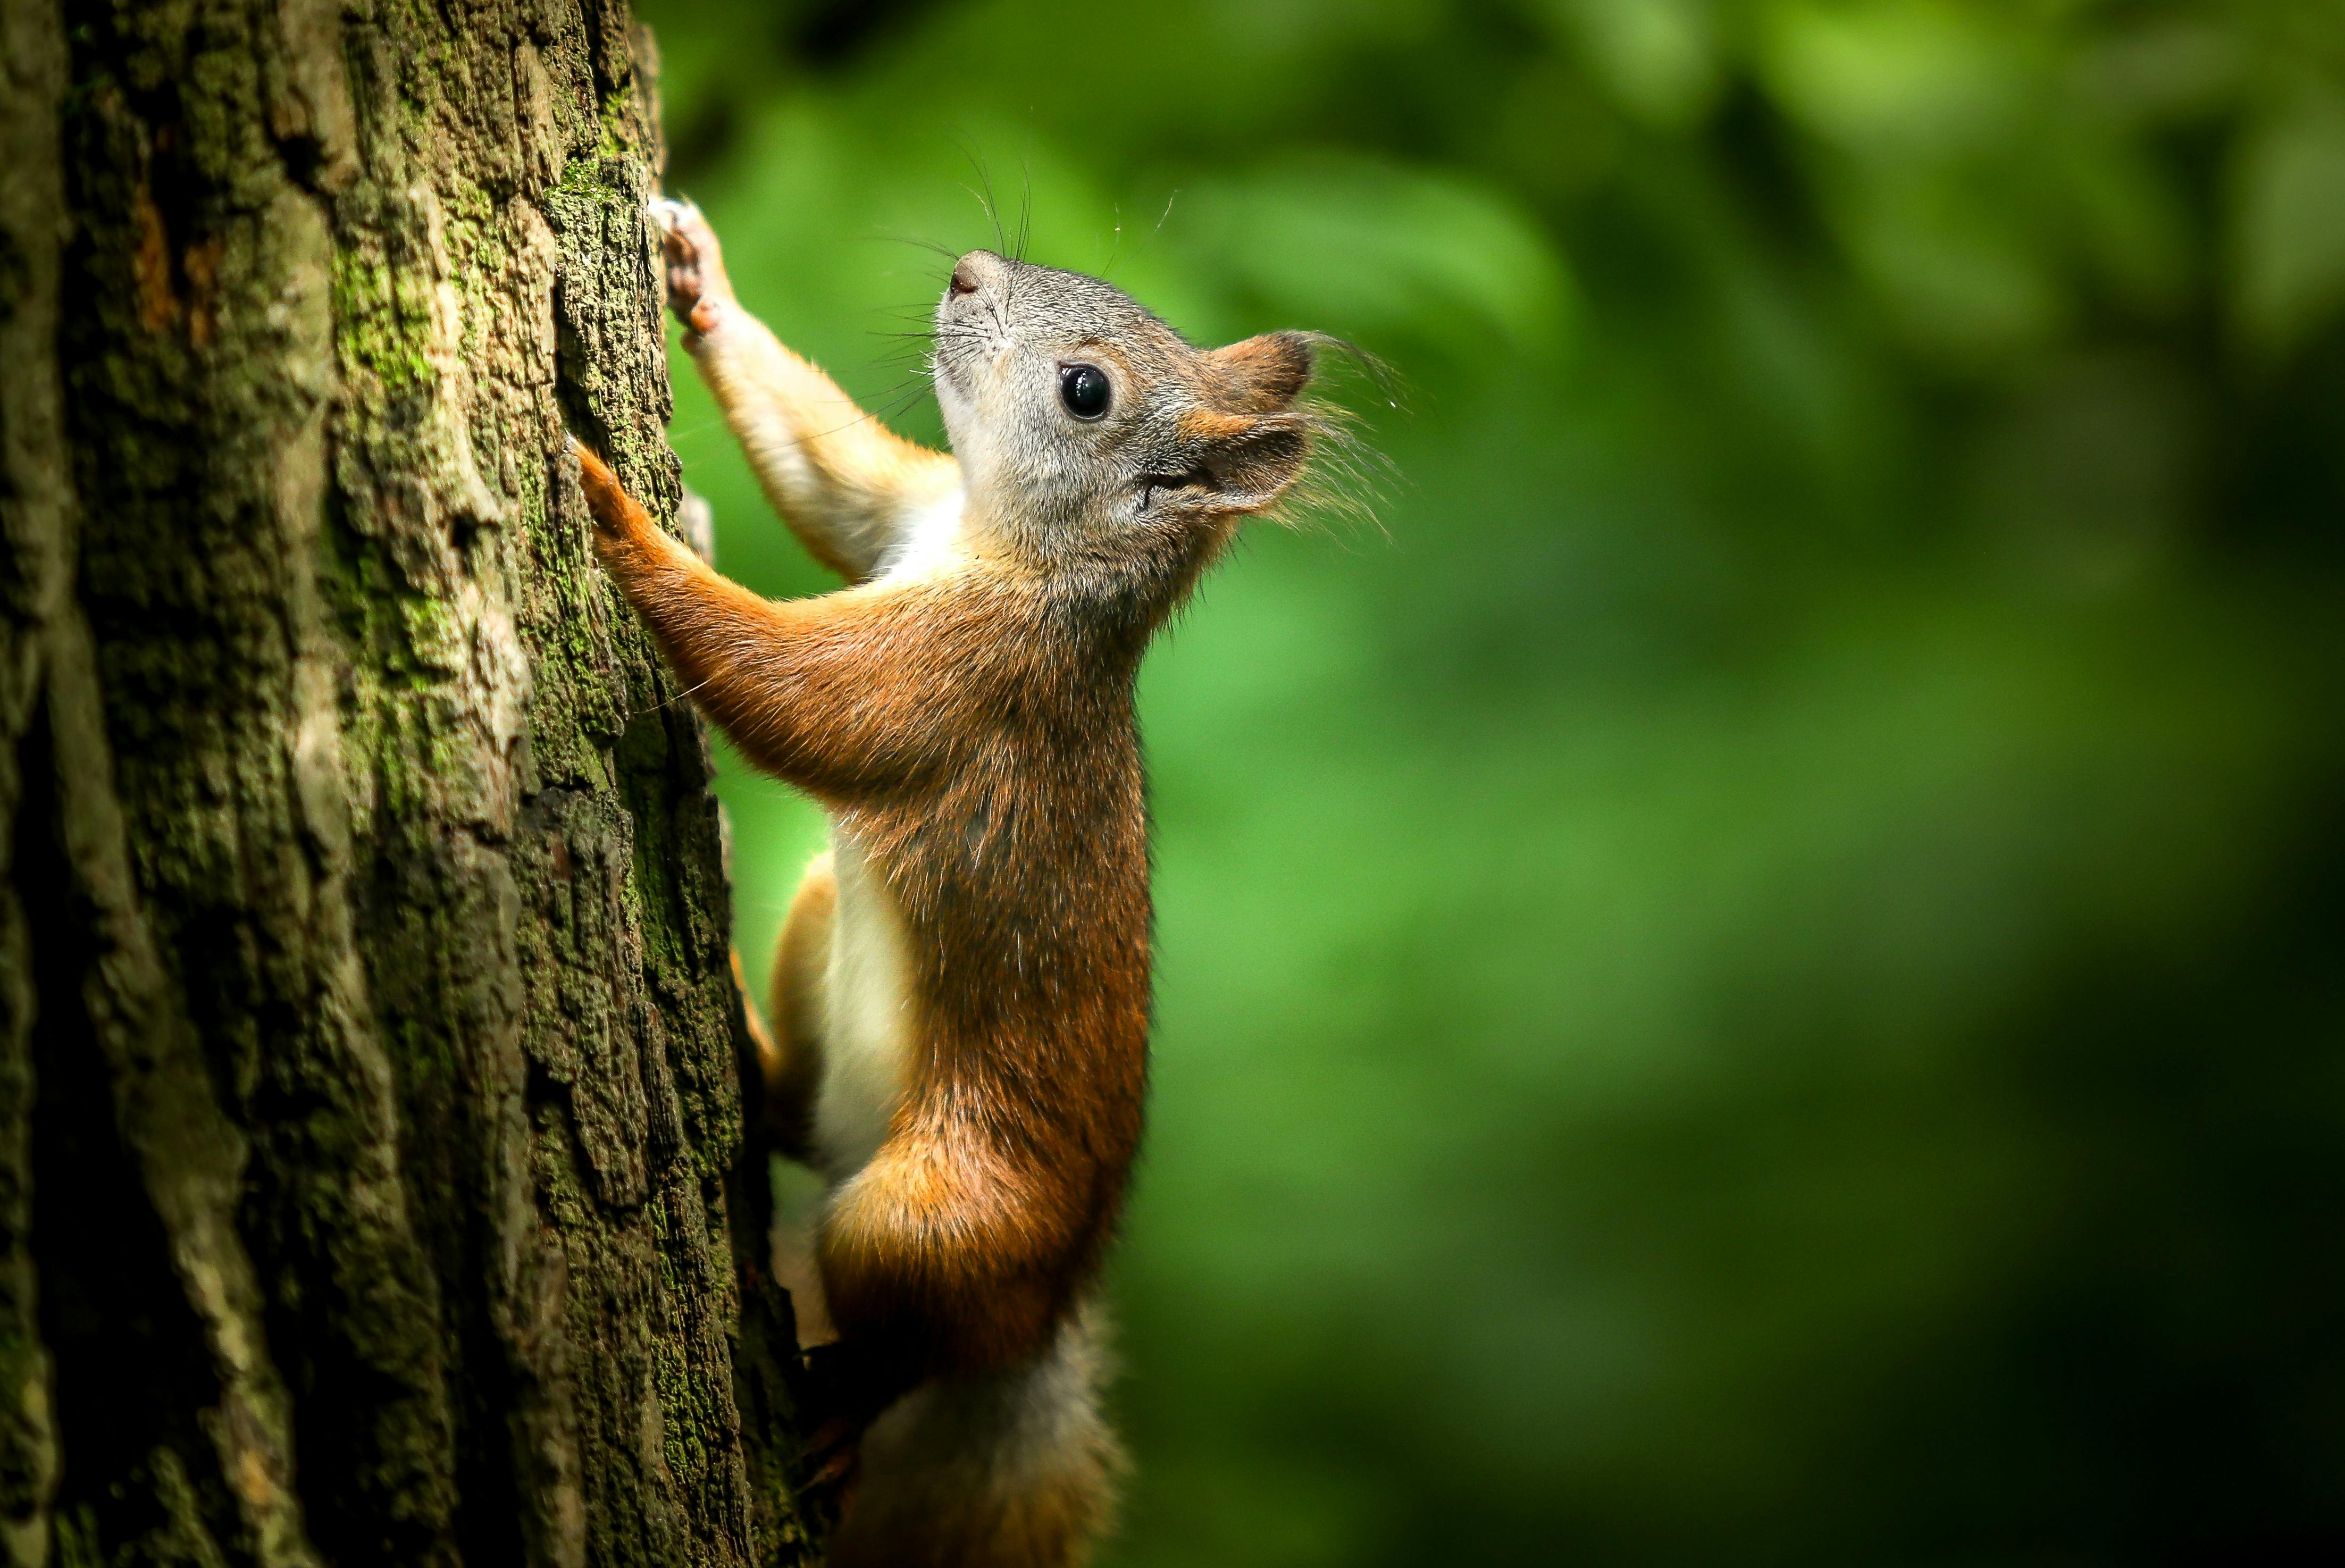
577, 439, 1145, 1389
657, 198, 956, 582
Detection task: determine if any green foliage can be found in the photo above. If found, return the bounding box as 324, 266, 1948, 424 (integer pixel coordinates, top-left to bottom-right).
636, 1, 2345, 1562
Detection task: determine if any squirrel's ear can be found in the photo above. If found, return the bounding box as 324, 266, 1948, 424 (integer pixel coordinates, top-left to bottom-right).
1203, 331, 1314, 412
1175, 409, 1311, 516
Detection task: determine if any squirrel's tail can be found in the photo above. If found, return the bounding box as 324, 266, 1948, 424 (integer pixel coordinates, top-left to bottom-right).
827, 1298, 1126, 1568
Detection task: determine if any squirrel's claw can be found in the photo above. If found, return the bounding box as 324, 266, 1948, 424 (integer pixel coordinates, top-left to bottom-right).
805, 1416, 861, 1477
797, 1414, 865, 1523
794, 1338, 916, 1516
650, 196, 727, 338
567, 438, 643, 546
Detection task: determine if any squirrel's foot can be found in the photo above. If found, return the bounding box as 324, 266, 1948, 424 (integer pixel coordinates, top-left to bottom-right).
795, 1406, 867, 1529
795, 1338, 911, 1515
650, 197, 731, 339
801, 1414, 864, 1495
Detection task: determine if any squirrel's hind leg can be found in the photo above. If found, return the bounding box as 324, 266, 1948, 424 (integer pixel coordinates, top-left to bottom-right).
753, 849, 835, 1160
751, 851, 840, 1349
828, 1298, 1126, 1568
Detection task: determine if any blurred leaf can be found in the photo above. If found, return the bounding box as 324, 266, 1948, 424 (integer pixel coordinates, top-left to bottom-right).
1167, 154, 1576, 353
1541, 0, 1724, 128
2232, 90, 2345, 352
2076, 19, 2247, 124
1832, 171, 2064, 359
1760, 0, 2028, 159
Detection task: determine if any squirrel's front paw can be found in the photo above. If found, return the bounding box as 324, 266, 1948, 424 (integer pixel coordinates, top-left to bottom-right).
567, 437, 635, 546
650, 197, 730, 339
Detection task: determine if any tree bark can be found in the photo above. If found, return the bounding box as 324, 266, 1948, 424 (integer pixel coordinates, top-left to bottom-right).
0, 3, 813, 1566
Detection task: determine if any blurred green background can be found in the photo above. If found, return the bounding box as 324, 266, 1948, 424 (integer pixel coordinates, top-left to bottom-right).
632, 2, 2345, 1562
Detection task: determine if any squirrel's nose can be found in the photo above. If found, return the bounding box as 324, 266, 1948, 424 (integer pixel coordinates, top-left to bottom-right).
949, 251, 1004, 299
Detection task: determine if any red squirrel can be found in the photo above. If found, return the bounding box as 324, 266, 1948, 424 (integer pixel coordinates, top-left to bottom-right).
570, 198, 1334, 1568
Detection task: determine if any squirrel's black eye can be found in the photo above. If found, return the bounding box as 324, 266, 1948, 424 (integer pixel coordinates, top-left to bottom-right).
1059, 363, 1111, 421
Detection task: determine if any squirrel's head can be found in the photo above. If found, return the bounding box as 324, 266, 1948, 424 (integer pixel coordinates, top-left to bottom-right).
932, 249, 1324, 608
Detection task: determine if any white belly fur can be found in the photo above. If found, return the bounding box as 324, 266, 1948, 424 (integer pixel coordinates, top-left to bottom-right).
880, 484, 965, 579
813, 825, 917, 1180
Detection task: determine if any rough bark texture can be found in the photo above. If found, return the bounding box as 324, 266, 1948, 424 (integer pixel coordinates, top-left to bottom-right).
0, 2, 814, 1565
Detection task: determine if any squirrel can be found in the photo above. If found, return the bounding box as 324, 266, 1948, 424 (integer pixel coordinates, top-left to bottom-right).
568, 197, 1335, 1568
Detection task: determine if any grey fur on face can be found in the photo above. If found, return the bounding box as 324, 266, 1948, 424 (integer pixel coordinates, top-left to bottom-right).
932, 249, 1318, 574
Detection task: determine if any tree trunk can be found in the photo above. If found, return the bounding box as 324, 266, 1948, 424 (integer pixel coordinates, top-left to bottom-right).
0, 3, 814, 1566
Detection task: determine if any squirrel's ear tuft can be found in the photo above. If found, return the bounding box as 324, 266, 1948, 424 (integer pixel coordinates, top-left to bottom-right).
1204, 331, 1314, 412
1174, 409, 1312, 516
